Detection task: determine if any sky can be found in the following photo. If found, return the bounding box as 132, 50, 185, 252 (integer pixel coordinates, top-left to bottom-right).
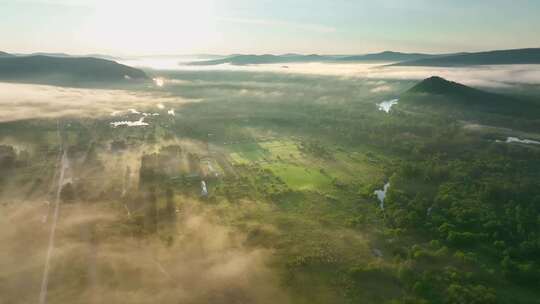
1, 0, 540, 56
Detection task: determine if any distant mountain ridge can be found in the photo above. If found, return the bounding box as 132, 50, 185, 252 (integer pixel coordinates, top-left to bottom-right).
392, 48, 540, 66
10, 52, 122, 60
25, 52, 72, 58
187, 48, 540, 66
186, 54, 334, 66
337, 51, 442, 62
0, 51, 14, 58
186, 52, 446, 66
5, 48, 540, 67
0, 55, 148, 86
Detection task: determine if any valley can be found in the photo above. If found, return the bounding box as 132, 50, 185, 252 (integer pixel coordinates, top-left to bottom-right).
1, 63, 539, 303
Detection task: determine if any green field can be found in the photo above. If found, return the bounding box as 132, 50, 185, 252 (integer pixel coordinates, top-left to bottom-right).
263, 162, 332, 191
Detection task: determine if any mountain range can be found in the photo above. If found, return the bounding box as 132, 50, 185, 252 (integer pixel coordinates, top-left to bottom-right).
3, 48, 539, 68
186, 48, 540, 66
186, 51, 447, 66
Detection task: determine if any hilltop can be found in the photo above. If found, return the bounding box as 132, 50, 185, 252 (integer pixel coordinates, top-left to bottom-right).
407, 76, 488, 98
401, 76, 539, 118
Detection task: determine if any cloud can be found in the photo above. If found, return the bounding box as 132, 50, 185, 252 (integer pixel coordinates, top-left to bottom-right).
364, 64, 540, 88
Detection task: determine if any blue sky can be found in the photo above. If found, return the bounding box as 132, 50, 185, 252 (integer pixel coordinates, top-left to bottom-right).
1, 0, 539, 55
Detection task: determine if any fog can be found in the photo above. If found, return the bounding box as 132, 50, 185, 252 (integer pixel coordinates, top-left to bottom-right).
2, 60, 539, 124
0, 82, 189, 123
119, 55, 226, 71
266, 63, 540, 89
127, 57, 540, 89
0, 72, 403, 123
0, 199, 288, 304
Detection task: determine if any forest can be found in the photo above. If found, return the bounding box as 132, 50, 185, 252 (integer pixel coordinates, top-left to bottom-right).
0, 68, 539, 304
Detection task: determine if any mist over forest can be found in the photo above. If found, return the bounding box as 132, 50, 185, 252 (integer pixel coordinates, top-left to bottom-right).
2, 1, 540, 300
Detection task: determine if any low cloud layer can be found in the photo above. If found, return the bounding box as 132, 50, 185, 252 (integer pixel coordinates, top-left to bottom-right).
132, 57, 540, 89
2, 62, 539, 124
253, 63, 540, 88
0, 82, 189, 123
366, 64, 540, 88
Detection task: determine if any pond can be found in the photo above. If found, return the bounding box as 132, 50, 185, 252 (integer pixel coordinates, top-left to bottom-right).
374, 182, 390, 209
377, 99, 398, 113
110, 117, 149, 127
505, 137, 540, 145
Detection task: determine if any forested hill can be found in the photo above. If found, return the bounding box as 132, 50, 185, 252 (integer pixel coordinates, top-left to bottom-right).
0, 55, 148, 86
401, 76, 539, 119
406, 76, 506, 103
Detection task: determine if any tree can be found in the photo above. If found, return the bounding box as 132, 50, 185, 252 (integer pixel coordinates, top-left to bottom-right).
446, 284, 496, 304
145, 187, 158, 233
0, 145, 16, 170
60, 182, 76, 203
165, 187, 176, 222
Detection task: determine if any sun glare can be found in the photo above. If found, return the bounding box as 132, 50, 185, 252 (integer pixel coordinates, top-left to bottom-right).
153, 77, 165, 87
79, 0, 218, 54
